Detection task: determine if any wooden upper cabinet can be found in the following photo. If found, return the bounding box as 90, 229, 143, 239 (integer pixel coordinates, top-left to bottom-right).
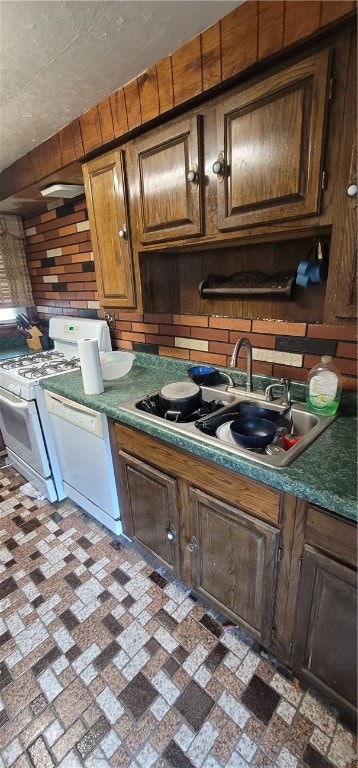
325, 27, 357, 323
216, 49, 331, 231
333, 136, 358, 320
132, 116, 203, 244
83, 149, 136, 308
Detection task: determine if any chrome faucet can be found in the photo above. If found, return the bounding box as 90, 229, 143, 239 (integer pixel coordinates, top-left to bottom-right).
229, 337, 253, 392
265, 378, 291, 408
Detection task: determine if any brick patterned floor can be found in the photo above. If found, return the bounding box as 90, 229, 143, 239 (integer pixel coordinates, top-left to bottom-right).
0, 465, 356, 768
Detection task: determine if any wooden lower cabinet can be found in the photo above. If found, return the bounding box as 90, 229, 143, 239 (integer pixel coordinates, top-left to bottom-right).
114, 422, 357, 718
117, 451, 180, 574
116, 423, 281, 648
289, 506, 357, 717
187, 487, 280, 647
292, 545, 357, 715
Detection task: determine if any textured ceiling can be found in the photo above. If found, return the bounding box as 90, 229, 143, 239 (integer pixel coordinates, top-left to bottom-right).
0, 0, 240, 173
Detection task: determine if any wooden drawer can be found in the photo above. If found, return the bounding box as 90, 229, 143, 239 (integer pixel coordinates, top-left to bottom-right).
306, 505, 357, 568
115, 423, 281, 526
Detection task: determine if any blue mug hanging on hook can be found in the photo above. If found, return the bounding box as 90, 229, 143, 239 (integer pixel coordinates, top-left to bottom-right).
296, 239, 328, 287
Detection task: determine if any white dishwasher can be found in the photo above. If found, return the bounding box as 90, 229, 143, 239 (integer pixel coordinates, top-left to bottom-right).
44, 390, 121, 535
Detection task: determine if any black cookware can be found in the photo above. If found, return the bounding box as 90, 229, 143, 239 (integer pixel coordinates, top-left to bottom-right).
238, 401, 280, 423
195, 409, 242, 435
159, 382, 202, 420
230, 417, 277, 450
187, 365, 217, 385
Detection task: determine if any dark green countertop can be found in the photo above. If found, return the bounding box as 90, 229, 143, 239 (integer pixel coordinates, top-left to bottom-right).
39, 352, 357, 523
0, 337, 29, 360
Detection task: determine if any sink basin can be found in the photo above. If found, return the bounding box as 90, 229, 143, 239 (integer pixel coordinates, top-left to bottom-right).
277, 408, 319, 436
121, 384, 336, 469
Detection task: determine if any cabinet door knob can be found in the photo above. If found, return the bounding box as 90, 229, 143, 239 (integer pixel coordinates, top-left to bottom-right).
346, 183, 358, 199
118, 228, 127, 239
187, 167, 198, 184
212, 157, 224, 175
187, 536, 198, 553
167, 530, 175, 541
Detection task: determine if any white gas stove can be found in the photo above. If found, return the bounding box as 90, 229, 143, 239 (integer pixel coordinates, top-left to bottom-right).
0, 317, 111, 502
0, 317, 110, 400
0, 350, 81, 400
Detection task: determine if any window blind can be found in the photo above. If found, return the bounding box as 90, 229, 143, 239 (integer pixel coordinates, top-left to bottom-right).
0, 214, 34, 307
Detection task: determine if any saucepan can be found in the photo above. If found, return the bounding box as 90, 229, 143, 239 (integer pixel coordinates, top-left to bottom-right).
230, 417, 277, 450
159, 381, 203, 420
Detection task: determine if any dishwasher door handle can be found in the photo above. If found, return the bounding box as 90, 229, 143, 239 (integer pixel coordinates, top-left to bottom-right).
44, 390, 107, 438
44, 390, 96, 416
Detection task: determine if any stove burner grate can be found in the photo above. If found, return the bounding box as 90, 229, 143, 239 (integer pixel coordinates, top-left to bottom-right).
0, 350, 65, 370
17, 357, 80, 378
0, 350, 80, 380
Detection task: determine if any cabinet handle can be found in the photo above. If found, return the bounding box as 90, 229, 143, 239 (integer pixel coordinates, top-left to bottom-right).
346, 183, 358, 199
166, 529, 175, 541
212, 154, 225, 176
187, 536, 198, 554
187, 166, 198, 184
118, 228, 127, 240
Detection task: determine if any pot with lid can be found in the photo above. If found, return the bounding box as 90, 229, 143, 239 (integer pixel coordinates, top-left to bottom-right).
159, 381, 202, 420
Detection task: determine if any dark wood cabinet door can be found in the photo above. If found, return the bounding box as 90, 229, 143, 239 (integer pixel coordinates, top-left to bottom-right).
216, 49, 330, 231
133, 116, 203, 243
188, 487, 280, 646
117, 451, 180, 573
292, 545, 357, 713
83, 149, 136, 308
325, 27, 357, 322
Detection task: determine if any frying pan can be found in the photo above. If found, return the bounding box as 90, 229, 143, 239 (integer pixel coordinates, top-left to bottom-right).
238, 401, 280, 423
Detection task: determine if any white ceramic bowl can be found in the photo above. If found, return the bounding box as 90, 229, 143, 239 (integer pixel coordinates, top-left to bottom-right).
99, 350, 134, 380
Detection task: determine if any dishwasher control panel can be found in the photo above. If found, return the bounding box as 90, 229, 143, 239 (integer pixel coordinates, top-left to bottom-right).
44, 390, 108, 438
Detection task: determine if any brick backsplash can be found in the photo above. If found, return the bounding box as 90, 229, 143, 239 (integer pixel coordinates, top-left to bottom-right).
24, 199, 99, 315
23, 206, 357, 391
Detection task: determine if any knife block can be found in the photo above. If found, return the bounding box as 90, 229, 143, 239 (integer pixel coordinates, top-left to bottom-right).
26, 326, 43, 351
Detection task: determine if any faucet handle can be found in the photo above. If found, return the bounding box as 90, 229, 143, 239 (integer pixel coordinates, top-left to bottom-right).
265, 383, 276, 402
279, 378, 291, 408
265, 379, 291, 406
220, 372, 235, 388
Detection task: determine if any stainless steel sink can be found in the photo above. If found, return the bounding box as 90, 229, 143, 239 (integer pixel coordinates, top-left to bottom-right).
121, 384, 336, 469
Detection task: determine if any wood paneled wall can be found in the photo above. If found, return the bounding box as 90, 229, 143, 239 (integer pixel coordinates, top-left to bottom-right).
0, 0, 355, 201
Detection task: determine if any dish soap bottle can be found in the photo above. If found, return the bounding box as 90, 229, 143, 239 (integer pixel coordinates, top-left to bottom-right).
306, 356, 342, 415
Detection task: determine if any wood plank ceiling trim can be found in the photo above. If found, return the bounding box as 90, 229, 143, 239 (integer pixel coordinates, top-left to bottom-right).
0, 0, 355, 201
156, 57, 175, 114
